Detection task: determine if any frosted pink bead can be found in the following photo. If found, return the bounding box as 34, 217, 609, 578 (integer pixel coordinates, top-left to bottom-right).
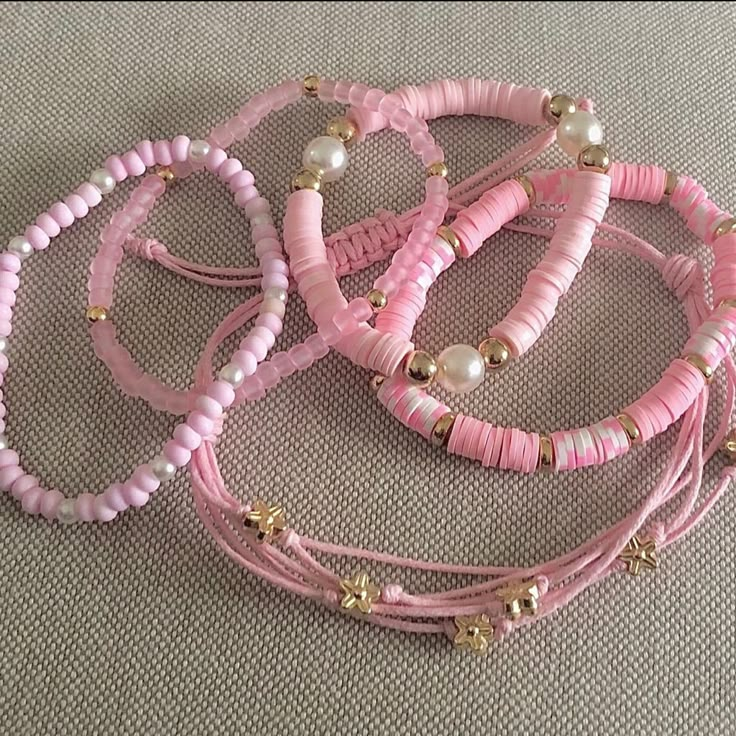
0, 448, 19, 468
187, 411, 215, 438
217, 157, 243, 181
271, 351, 297, 377
103, 483, 128, 513
41, 489, 64, 520
64, 193, 89, 219
163, 439, 192, 468
0, 272, 20, 291
229, 169, 255, 192
135, 140, 156, 167
205, 147, 228, 174
93, 494, 118, 522
77, 182, 103, 207
0, 464, 23, 492
121, 483, 150, 508
172, 135, 191, 162
49, 202, 75, 228
206, 380, 236, 408
251, 325, 276, 349
36, 212, 61, 237
21, 486, 44, 514
24, 225, 50, 250
0, 288, 17, 307
105, 155, 128, 182
232, 349, 258, 376
305, 333, 329, 359
153, 140, 174, 166
240, 334, 268, 361
122, 151, 146, 176
10, 473, 38, 499
255, 312, 282, 336
209, 125, 234, 148
194, 394, 223, 420
0, 253, 22, 274
75, 493, 97, 522
131, 465, 160, 494
235, 186, 258, 207
173, 423, 202, 451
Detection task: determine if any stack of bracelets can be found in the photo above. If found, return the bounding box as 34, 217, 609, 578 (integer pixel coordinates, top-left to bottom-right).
3, 75, 736, 653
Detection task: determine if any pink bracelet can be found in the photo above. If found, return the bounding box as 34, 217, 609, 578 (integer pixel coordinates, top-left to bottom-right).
87, 142, 287, 415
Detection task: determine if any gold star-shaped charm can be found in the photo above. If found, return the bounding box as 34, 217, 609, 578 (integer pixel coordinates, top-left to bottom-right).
496, 579, 540, 620
619, 535, 658, 576
339, 571, 381, 615
244, 499, 286, 543
454, 614, 493, 653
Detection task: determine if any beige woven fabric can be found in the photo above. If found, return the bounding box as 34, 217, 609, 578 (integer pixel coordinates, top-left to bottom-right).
1, 2, 735, 733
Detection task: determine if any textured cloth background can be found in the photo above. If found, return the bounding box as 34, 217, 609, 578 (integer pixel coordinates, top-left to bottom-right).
0, 2, 734, 734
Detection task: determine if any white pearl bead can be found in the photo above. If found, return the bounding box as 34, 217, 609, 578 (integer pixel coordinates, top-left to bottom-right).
219, 362, 245, 388
8, 236, 32, 260
264, 286, 288, 304
150, 454, 176, 482
189, 139, 211, 163
89, 168, 116, 195
556, 111, 603, 157
0, 434, 8, 451
57, 498, 77, 524
251, 213, 272, 227
302, 136, 349, 182
0, 336, 8, 353
436, 344, 486, 394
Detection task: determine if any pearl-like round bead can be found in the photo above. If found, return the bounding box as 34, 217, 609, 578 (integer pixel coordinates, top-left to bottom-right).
150, 454, 177, 482
57, 498, 77, 524
189, 139, 211, 163
556, 111, 603, 157
219, 362, 245, 388
89, 168, 116, 195
302, 136, 349, 182
8, 236, 33, 260
0, 336, 8, 353
0, 434, 8, 451
263, 286, 288, 304
436, 344, 486, 394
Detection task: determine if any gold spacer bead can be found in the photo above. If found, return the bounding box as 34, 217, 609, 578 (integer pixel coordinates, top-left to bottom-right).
719, 298, 736, 310
156, 166, 175, 186
722, 428, 736, 461
546, 94, 577, 125
303, 74, 320, 97
427, 161, 448, 178
538, 436, 555, 472
478, 337, 511, 370
403, 349, 438, 388
684, 354, 714, 383
326, 116, 358, 146
577, 144, 611, 174
431, 412, 456, 447
366, 288, 388, 311
290, 168, 322, 193
369, 374, 385, 393
514, 175, 536, 207
85, 305, 109, 323
437, 225, 461, 257
714, 216, 736, 240
663, 170, 679, 200
616, 413, 641, 445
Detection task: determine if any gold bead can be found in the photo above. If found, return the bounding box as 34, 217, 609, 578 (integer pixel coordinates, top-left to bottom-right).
538, 436, 554, 472
619, 535, 658, 576
722, 428, 736, 461
720, 298, 736, 310
663, 170, 679, 200
514, 175, 536, 207
478, 337, 511, 370
616, 413, 641, 445
714, 216, 736, 240
496, 580, 540, 620
326, 116, 358, 146
577, 143, 611, 174
437, 225, 461, 257
453, 614, 493, 653
369, 374, 385, 393
339, 571, 380, 615
85, 305, 109, 323
303, 74, 320, 97
427, 161, 448, 178
546, 94, 577, 124
403, 350, 438, 387
290, 168, 322, 193
156, 166, 175, 185
366, 288, 388, 311
684, 354, 714, 383
243, 499, 287, 544
430, 412, 456, 447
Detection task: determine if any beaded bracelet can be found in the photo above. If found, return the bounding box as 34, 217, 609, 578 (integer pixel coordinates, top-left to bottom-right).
87, 143, 287, 415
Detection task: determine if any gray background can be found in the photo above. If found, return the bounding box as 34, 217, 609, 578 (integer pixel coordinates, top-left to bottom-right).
0, 2, 734, 734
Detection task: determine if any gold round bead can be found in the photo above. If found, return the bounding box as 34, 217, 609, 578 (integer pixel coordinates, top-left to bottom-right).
369, 375, 385, 393
326, 116, 358, 146
714, 217, 736, 240
663, 170, 679, 199
303, 74, 320, 97
577, 144, 611, 174
437, 225, 461, 257
684, 354, 714, 383
366, 288, 388, 311
538, 436, 555, 471
478, 337, 511, 370
403, 350, 438, 387
290, 169, 322, 193
86, 305, 109, 323
546, 94, 577, 124
720, 298, 736, 310
156, 166, 175, 186
616, 413, 641, 444
722, 428, 736, 461
430, 412, 456, 447
514, 175, 536, 207
427, 161, 448, 178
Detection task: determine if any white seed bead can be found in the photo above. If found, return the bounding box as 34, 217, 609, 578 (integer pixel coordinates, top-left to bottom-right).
0, 336, 8, 353
150, 454, 176, 482
189, 139, 211, 163
0, 434, 7, 451
89, 168, 116, 195
219, 362, 245, 388
57, 498, 77, 524
556, 110, 603, 157
264, 286, 288, 304
302, 136, 349, 182
436, 344, 486, 394
8, 236, 32, 260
